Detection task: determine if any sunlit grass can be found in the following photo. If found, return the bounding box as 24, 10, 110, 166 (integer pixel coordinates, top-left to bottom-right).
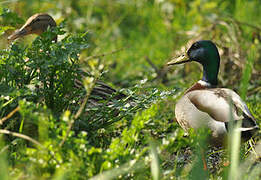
0, 0, 260, 179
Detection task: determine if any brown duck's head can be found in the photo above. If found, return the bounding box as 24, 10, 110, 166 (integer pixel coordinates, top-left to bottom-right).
8, 13, 57, 41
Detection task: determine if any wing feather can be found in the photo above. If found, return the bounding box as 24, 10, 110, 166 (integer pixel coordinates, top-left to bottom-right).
187, 88, 257, 126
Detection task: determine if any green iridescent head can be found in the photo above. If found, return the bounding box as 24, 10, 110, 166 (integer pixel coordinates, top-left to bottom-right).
167, 40, 220, 86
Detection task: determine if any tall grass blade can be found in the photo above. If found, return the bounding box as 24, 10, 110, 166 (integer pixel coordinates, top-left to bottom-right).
150, 140, 160, 180
228, 100, 242, 180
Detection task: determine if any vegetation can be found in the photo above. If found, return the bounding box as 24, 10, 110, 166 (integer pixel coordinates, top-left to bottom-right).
0, 0, 260, 179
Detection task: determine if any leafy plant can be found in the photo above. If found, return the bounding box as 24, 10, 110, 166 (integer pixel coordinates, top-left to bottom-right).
0, 1, 260, 179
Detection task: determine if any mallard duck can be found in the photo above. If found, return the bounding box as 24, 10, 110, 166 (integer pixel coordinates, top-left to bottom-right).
8, 13, 57, 41
8, 13, 126, 103
167, 40, 259, 145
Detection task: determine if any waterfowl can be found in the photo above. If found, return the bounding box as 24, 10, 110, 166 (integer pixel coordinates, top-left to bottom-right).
8, 13, 125, 104
8, 13, 57, 41
167, 40, 259, 145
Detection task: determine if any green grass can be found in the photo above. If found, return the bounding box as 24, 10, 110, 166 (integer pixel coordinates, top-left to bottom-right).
0, 0, 260, 179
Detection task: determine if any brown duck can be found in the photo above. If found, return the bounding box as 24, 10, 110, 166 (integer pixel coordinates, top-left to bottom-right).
8, 13, 126, 108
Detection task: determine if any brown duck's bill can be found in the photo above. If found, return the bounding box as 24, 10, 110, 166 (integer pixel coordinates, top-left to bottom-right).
167, 54, 190, 66
8, 28, 27, 41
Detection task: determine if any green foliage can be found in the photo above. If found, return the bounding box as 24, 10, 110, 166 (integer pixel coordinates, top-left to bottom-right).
0, 0, 260, 179
0, 7, 24, 26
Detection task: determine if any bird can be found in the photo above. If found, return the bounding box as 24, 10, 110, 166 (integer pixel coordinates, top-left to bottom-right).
8, 13, 125, 99
8, 13, 57, 41
167, 40, 259, 146
8, 13, 127, 128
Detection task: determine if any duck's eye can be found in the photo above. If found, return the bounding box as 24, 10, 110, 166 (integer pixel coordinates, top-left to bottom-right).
191, 43, 199, 50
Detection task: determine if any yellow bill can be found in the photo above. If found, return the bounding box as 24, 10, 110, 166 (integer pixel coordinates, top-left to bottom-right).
167, 54, 190, 66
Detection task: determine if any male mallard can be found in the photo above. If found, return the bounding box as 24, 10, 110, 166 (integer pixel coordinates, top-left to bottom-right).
167, 40, 259, 145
